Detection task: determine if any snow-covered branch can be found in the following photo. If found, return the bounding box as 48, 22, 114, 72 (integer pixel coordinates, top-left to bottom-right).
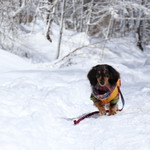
12, 0, 26, 18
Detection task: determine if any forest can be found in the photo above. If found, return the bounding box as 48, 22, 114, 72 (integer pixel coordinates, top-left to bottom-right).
0, 0, 150, 59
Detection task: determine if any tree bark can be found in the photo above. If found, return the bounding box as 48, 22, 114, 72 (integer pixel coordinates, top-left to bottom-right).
56, 0, 66, 59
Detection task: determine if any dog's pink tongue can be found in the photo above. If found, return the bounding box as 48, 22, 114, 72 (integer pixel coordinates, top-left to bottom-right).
98, 86, 110, 95
99, 86, 109, 91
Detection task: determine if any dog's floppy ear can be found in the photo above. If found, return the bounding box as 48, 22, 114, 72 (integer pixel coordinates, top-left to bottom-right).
87, 66, 98, 86
107, 65, 120, 86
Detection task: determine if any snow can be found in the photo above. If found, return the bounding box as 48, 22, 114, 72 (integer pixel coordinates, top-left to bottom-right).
0, 23, 150, 150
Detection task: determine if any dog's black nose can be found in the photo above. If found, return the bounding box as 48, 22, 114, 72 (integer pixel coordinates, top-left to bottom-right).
100, 80, 105, 85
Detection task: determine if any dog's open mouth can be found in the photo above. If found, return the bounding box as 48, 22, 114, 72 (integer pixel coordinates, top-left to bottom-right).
98, 86, 109, 94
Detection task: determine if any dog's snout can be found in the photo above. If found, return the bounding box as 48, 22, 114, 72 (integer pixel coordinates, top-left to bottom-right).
100, 80, 105, 85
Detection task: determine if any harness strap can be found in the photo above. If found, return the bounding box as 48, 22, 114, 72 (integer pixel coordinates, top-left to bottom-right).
98, 79, 121, 104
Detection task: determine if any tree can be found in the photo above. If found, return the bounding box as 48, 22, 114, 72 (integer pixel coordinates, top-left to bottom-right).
56, 0, 66, 59
0, 0, 38, 50
38, 0, 58, 42
1, 0, 150, 58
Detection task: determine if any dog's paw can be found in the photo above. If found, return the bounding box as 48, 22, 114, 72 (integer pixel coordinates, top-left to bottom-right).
108, 104, 118, 115
99, 112, 106, 116
99, 110, 106, 116
108, 111, 116, 116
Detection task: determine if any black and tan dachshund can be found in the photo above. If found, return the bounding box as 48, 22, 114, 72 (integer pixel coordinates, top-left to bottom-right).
87, 64, 120, 115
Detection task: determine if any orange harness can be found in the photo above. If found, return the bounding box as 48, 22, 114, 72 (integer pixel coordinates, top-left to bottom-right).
99, 79, 121, 104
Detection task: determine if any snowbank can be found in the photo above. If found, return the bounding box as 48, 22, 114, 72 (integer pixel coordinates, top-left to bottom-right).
0, 29, 150, 150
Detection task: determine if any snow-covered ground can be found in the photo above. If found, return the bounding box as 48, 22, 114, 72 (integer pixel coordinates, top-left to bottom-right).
0, 23, 150, 150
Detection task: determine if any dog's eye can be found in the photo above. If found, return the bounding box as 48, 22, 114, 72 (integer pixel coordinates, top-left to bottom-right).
96, 74, 101, 78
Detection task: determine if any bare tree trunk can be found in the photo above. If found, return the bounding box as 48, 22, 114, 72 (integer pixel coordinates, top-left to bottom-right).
80, 0, 84, 32
45, 15, 53, 42
19, 0, 22, 24
105, 16, 113, 40
31, 1, 40, 33
136, 0, 145, 51
72, 0, 77, 31
44, 0, 56, 42
86, 0, 94, 34
136, 21, 144, 51
56, 0, 66, 59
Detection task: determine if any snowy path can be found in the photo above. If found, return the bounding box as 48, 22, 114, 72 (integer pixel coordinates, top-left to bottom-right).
0, 39, 150, 150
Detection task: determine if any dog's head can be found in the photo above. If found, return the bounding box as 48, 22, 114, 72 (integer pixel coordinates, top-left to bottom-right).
87, 64, 120, 87
95, 65, 110, 87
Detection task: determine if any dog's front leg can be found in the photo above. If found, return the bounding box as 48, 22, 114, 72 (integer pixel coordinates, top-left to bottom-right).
109, 104, 118, 115
94, 101, 106, 115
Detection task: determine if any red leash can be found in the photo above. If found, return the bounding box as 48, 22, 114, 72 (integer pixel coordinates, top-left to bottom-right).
73, 109, 124, 125
73, 88, 125, 125
74, 111, 99, 125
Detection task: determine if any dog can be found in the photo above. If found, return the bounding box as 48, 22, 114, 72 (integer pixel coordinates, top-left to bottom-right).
87, 64, 120, 116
